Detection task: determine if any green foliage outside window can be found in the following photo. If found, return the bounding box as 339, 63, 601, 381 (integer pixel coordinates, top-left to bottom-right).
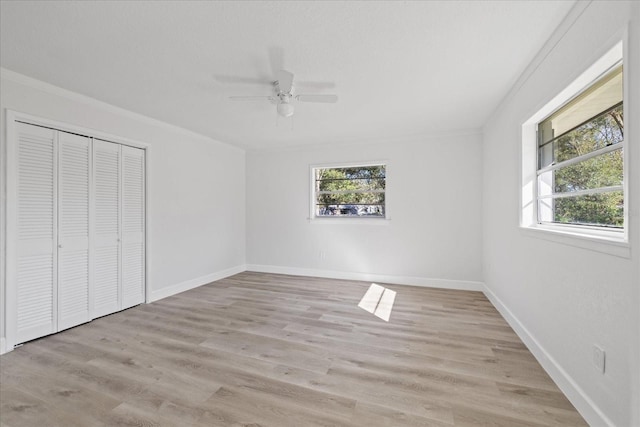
315, 165, 385, 216
546, 104, 624, 227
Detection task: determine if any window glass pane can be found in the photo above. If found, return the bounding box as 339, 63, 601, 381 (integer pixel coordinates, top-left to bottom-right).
539, 65, 622, 147
316, 167, 385, 189
316, 192, 384, 206
314, 165, 386, 218
316, 204, 385, 217
538, 148, 623, 194
539, 103, 623, 168
317, 176, 386, 190
316, 192, 385, 217
539, 141, 554, 171
540, 191, 623, 228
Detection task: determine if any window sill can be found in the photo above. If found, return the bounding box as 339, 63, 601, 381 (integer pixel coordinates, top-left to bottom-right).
308, 217, 391, 225
520, 224, 630, 258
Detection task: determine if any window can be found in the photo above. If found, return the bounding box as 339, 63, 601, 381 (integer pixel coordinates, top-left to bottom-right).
521, 41, 628, 253
537, 65, 623, 229
312, 164, 386, 218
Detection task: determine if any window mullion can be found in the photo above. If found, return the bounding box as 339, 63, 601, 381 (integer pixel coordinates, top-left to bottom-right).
538, 185, 623, 200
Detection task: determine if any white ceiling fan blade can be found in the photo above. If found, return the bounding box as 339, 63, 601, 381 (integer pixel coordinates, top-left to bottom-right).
277, 69, 294, 93
268, 46, 285, 76
296, 80, 336, 90
296, 94, 338, 103
229, 96, 275, 101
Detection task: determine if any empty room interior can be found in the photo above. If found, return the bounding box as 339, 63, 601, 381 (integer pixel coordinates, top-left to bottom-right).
0, 1, 639, 426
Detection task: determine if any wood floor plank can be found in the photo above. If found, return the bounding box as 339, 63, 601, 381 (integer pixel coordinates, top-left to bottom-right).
0, 387, 95, 427
1, 358, 121, 418
0, 272, 587, 426
205, 385, 355, 427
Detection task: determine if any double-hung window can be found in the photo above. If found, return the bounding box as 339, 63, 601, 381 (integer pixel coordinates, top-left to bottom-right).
536, 64, 624, 231
312, 164, 386, 218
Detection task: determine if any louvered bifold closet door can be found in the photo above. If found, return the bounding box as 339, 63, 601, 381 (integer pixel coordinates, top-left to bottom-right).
14, 123, 57, 344
57, 132, 91, 331
121, 146, 145, 309
93, 140, 121, 318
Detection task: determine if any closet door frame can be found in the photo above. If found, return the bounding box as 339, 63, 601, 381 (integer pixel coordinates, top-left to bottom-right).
5, 110, 150, 352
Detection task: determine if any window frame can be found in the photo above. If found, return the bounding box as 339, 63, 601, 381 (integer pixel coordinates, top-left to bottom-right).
520, 40, 630, 257
536, 70, 624, 229
309, 161, 389, 223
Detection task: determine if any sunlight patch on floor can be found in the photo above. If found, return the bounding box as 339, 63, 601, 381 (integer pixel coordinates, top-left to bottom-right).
357, 283, 397, 322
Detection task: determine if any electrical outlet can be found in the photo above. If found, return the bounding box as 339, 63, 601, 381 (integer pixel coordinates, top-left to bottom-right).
593, 345, 606, 374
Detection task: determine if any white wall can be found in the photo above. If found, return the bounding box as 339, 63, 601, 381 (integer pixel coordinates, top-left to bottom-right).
0, 71, 246, 351
246, 132, 483, 289
482, 2, 640, 426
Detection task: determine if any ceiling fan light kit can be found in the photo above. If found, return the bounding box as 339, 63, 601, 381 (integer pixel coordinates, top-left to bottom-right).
227, 69, 338, 119
276, 97, 295, 118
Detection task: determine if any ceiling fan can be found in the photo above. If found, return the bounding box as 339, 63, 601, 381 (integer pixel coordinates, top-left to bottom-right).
228, 69, 338, 118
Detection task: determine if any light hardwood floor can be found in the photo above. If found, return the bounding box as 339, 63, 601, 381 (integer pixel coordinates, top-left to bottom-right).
0, 272, 586, 426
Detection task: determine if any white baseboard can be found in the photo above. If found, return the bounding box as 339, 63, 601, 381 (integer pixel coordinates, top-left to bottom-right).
0, 337, 7, 355
246, 264, 484, 291
483, 285, 614, 427
148, 264, 246, 303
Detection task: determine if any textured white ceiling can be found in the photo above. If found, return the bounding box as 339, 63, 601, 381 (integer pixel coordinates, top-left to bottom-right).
0, 1, 575, 150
